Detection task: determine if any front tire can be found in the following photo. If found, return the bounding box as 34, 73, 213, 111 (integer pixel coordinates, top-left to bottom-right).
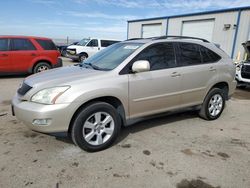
71, 102, 121, 152
79, 54, 87, 62
199, 88, 225, 120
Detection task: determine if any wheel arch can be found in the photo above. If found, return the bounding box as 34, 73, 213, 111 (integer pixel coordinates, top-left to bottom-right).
68, 96, 126, 134
208, 82, 229, 100
79, 52, 88, 58
29, 60, 52, 73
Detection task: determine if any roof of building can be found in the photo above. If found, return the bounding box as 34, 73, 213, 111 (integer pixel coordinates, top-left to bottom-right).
128, 6, 250, 23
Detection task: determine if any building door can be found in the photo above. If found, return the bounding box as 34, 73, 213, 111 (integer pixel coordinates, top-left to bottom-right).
142, 24, 162, 38
182, 19, 215, 41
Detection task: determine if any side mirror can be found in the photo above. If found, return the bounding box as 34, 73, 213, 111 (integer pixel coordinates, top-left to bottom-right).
132, 60, 150, 73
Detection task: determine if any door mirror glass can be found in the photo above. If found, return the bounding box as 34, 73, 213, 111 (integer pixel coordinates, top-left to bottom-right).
132, 60, 150, 73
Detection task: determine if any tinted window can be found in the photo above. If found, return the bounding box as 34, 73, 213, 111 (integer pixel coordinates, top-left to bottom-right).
134, 43, 176, 71
36, 39, 57, 50
12, 39, 36, 51
101, 40, 119, 47
87, 39, 98, 47
178, 43, 201, 66
200, 46, 221, 63
0, 39, 9, 51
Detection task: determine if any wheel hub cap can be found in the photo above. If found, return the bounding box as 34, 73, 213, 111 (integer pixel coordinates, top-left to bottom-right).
208, 94, 223, 117
82, 112, 114, 146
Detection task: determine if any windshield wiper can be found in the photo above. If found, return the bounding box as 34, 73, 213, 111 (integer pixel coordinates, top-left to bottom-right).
83, 63, 110, 71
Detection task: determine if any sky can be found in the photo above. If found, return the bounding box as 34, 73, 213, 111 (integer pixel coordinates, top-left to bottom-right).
0, 0, 249, 40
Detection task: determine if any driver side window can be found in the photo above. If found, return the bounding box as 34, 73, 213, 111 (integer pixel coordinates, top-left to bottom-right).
134, 43, 176, 71
87, 39, 98, 47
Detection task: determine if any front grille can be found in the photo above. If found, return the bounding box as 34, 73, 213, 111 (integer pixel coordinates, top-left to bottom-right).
17, 82, 32, 96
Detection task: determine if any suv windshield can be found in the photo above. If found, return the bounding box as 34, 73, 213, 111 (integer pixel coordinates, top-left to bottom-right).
81, 42, 143, 70
78, 38, 90, 46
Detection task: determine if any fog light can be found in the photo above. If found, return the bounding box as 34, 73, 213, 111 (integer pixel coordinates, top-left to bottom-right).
32, 119, 51, 126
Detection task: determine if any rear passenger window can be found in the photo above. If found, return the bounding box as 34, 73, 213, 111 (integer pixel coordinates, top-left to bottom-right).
0, 39, 9, 51
134, 43, 176, 71
178, 43, 201, 66
101, 40, 118, 47
200, 46, 221, 63
12, 39, 36, 51
36, 39, 57, 50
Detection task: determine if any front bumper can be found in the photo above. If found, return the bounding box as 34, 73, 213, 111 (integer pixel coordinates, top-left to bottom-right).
66, 53, 79, 61
236, 71, 250, 85
12, 95, 72, 133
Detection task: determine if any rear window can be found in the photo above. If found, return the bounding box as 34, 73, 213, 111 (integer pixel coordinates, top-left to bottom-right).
101, 40, 120, 47
200, 46, 221, 63
11, 39, 36, 51
0, 39, 9, 51
36, 39, 57, 50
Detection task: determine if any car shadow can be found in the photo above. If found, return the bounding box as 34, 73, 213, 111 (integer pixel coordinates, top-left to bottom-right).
0, 75, 28, 79
55, 109, 199, 147
115, 110, 198, 145
233, 88, 250, 100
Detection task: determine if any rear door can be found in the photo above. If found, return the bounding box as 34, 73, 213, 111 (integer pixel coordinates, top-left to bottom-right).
86, 39, 99, 57
9, 38, 38, 72
176, 42, 219, 106
0, 38, 11, 73
128, 42, 182, 118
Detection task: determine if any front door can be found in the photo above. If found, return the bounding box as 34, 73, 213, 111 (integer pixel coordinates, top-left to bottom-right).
128, 42, 182, 118
86, 39, 99, 57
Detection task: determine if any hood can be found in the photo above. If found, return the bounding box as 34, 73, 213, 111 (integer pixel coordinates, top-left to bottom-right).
242, 41, 250, 58
24, 66, 107, 88
67, 45, 82, 49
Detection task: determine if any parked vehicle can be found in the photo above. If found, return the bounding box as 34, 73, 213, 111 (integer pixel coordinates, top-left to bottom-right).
57, 42, 78, 57
235, 41, 250, 88
66, 38, 120, 61
12, 36, 236, 151
0, 36, 62, 75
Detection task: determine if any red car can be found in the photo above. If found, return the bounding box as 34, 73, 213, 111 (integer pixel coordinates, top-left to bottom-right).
0, 36, 62, 75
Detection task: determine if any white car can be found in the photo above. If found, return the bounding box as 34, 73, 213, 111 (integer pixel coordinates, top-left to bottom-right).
235, 41, 250, 88
66, 38, 120, 62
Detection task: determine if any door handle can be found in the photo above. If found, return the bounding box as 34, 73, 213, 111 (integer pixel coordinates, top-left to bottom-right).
30, 53, 37, 56
171, 72, 181, 77
0, 54, 8, 57
209, 67, 216, 72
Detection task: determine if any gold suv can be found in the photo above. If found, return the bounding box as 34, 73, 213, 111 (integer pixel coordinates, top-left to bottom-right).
12, 36, 236, 151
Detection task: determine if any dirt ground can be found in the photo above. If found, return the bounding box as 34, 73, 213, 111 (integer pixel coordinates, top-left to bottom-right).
0, 57, 250, 188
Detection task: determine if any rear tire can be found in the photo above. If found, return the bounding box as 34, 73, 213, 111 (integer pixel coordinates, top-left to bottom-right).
33, 62, 51, 74
199, 88, 225, 120
71, 102, 121, 152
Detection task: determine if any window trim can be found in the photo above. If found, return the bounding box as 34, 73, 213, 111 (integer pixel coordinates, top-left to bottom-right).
119, 42, 178, 75
10, 38, 37, 51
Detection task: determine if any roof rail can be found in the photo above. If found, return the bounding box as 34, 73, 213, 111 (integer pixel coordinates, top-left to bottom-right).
126, 38, 145, 41
151, 35, 209, 42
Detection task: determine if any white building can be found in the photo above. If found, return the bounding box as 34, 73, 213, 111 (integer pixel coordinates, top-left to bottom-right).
127, 6, 250, 60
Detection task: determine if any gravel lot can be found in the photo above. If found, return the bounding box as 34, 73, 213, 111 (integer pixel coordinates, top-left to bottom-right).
0, 57, 250, 188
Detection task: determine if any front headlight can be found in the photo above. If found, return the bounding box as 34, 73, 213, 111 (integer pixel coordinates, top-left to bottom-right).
236, 65, 241, 71
31, 86, 70, 104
